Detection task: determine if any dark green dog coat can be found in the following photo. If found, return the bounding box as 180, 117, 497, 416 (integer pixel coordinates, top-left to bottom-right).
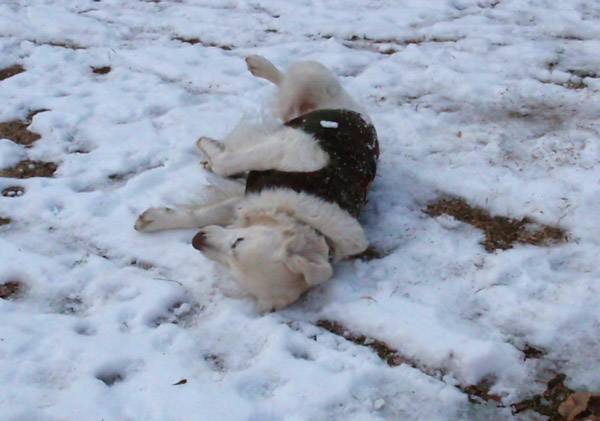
245, 109, 378, 218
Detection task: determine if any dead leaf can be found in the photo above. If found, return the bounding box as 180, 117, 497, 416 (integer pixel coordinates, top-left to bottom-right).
559, 391, 591, 420
558, 391, 600, 420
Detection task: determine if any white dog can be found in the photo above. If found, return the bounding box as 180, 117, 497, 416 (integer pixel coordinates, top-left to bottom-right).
135, 56, 378, 312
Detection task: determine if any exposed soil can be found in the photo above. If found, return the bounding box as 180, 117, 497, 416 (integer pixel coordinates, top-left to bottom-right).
0, 160, 58, 178
340, 34, 465, 55
172, 36, 233, 50
0, 119, 41, 146
0, 217, 10, 226
316, 320, 502, 405
317, 320, 406, 366
39, 41, 85, 50
425, 197, 567, 252
2, 186, 25, 197
0, 64, 25, 81
92, 65, 111, 74
0, 281, 23, 299
522, 344, 546, 360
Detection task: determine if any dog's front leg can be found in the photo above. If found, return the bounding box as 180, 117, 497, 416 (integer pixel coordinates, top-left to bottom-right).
135, 197, 240, 232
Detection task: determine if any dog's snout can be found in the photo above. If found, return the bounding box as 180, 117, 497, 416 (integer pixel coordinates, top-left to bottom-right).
192, 231, 207, 250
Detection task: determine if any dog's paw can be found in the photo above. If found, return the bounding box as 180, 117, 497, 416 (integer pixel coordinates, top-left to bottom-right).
197, 137, 226, 173
246, 55, 281, 84
196, 136, 223, 152
246, 55, 270, 75
134, 207, 174, 232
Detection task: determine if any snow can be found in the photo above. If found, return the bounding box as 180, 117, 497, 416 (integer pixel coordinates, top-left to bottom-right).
1, 0, 600, 419
320, 120, 339, 129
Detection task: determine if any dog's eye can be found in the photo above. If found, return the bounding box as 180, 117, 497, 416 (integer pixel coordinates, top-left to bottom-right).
231, 237, 244, 249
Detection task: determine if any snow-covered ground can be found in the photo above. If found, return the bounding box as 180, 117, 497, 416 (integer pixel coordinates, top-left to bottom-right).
1, 0, 600, 419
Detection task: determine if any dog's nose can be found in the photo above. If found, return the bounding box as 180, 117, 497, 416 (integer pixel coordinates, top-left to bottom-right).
192, 231, 206, 250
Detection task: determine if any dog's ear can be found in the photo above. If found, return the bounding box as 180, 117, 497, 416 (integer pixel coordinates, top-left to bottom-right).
284, 226, 333, 287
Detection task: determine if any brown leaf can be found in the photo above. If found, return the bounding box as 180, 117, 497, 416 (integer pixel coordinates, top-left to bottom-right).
558, 391, 591, 420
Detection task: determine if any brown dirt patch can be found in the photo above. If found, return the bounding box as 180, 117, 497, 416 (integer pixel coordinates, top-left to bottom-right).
341, 34, 465, 55
172, 36, 233, 50
0, 120, 41, 146
92, 65, 111, 75
425, 197, 567, 252
316, 320, 502, 405
2, 186, 25, 197
0, 281, 23, 299
43, 41, 85, 50
0, 217, 11, 226
317, 320, 404, 365
0, 64, 25, 81
1, 160, 58, 178
522, 344, 546, 360
541, 69, 597, 90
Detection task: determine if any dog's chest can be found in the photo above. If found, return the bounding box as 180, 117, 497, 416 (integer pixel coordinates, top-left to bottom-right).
245, 109, 378, 217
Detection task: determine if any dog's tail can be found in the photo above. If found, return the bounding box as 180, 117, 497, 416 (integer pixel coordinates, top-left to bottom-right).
246, 55, 283, 86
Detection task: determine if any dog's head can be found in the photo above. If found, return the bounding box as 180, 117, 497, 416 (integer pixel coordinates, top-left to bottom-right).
192, 222, 333, 304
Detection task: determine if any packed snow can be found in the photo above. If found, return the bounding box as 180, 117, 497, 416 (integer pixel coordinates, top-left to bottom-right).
1, 0, 600, 420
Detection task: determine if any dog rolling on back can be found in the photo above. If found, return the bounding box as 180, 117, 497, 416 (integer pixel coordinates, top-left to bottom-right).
135, 56, 378, 312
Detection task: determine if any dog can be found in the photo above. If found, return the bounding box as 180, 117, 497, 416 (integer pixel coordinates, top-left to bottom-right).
135, 55, 378, 312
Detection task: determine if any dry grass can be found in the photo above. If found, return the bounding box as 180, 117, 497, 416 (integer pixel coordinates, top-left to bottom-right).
0, 160, 58, 178
317, 320, 502, 405
172, 36, 233, 50
425, 197, 567, 252
0, 120, 41, 146
340, 34, 465, 55
0, 109, 47, 147
0, 64, 25, 81
0, 281, 23, 299
2, 186, 25, 197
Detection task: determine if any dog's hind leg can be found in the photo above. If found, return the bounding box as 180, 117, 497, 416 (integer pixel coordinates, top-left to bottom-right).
246, 55, 283, 86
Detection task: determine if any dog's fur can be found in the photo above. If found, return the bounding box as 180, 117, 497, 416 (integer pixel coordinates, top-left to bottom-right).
135, 56, 374, 312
